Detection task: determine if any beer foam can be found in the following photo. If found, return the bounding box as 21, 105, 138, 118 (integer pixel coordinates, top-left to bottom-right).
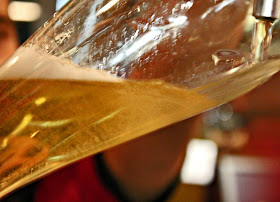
0, 47, 121, 82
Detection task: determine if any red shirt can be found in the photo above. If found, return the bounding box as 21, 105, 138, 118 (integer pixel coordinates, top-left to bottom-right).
34, 157, 118, 202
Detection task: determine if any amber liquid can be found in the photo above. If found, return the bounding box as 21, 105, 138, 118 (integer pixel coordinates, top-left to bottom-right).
2, 16, 280, 195
0, 77, 217, 196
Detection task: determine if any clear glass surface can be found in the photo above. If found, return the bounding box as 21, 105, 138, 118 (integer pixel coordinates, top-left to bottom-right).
1, 0, 280, 197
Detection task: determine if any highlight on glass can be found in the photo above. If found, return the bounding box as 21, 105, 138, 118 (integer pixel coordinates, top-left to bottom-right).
0, 0, 280, 198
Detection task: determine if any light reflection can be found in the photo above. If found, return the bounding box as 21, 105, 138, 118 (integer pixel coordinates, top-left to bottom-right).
108, 16, 188, 68
73, 0, 101, 64
181, 139, 218, 185
56, 0, 70, 11
1, 56, 19, 70
8, 2, 42, 22
93, 108, 122, 125
181, 0, 194, 10
30, 119, 72, 128
214, 0, 235, 12
1, 138, 8, 149
9, 56, 19, 67
201, 7, 214, 20
226, 65, 242, 75
216, 103, 234, 122
96, 0, 119, 16
167, 16, 188, 28
30, 131, 40, 138
201, 0, 235, 19
48, 155, 67, 161
35, 97, 47, 106
108, 30, 162, 67
10, 114, 33, 137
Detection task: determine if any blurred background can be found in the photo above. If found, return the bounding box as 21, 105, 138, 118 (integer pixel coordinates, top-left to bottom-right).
9, 0, 56, 43
8, 0, 280, 201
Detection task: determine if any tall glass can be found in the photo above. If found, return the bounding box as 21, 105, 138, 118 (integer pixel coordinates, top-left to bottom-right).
0, 0, 280, 198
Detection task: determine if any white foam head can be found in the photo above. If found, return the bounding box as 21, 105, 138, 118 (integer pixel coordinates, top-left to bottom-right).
0, 47, 121, 82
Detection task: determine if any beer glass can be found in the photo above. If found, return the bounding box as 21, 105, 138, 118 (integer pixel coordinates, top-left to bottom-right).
0, 0, 280, 197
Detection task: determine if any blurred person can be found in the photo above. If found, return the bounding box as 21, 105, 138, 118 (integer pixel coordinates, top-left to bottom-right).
0, 0, 278, 201
0, 1, 201, 201
0, 0, 18, 64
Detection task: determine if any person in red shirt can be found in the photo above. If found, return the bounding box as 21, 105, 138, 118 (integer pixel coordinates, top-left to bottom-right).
0, 0, 279, 201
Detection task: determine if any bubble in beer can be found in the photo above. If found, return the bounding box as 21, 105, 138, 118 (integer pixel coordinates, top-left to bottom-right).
212, 50, 247, 69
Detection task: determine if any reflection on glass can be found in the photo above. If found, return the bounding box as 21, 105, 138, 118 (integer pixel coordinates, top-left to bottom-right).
0, 0, 280, 198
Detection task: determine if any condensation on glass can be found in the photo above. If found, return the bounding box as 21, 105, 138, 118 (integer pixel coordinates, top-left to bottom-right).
0, 0, 280, 198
